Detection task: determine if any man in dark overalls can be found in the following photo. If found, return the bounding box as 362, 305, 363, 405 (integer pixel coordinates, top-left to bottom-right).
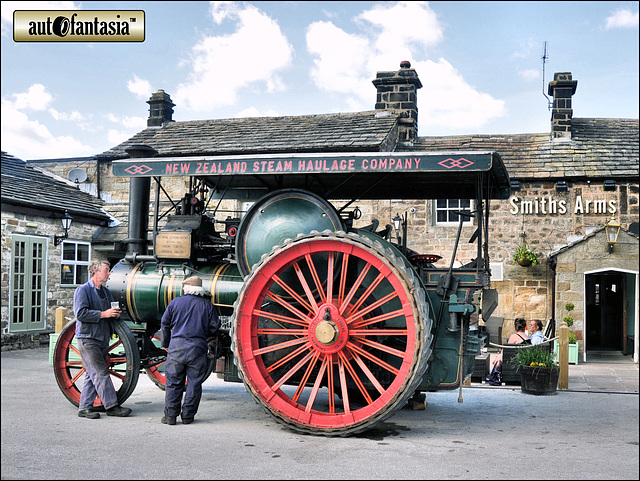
160, 275, 220, 425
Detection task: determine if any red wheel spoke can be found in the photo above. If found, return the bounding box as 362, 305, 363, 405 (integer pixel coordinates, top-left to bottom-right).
108, 369, 126, 381
293, 351, 322, 403
68, 344, 81, 357
305, 355, 329, 413
346, 291, 398, 324
350, 336, 406, 358
348, 348, 386, 394
337, 356, 351, 413
266, 342, 312, 374
343, 272, 385, 318
70, 368, 86, 385
338, 263, 371, 315
304, 253, 326, 304
290, 260, 319, 311
337, 253, 350, 304
266, 291, 313, 325
352, 309, 406, 329
325, 253, 334, 304
254, 336, 308, 356
350, 329, 408, 337
272, 348, 317, 390
337, 351, 373, 404
256, 328, 307, 336
253, 309, 309, 327
108, 338, 123, 352
347, 341, 399, 377
326, 353, 335, 413
273, 271, 314, 314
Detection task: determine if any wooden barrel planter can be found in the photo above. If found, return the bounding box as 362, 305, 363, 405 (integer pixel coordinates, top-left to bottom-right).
520, 366, 559, 395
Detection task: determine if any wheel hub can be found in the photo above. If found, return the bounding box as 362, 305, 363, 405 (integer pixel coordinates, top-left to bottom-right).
308, 304, 348, 354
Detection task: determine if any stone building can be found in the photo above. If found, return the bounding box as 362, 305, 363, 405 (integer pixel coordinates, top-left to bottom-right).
1, 152, 112, 349
12, 63, 639, 361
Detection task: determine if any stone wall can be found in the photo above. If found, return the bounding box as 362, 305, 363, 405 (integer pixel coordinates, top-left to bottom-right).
1, 209, 107, 343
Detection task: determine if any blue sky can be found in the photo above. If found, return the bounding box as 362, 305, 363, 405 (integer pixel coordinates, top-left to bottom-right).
1, 1, 638, 161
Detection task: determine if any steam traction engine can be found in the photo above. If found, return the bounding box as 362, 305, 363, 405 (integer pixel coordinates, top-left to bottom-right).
53, 148, 510, 436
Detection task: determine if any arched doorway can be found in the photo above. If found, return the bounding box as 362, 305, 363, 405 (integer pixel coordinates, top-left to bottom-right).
585, 272, 625, 351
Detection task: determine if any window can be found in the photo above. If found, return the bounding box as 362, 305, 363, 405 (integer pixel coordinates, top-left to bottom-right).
434, 199, 473, 225
61, 241, 91, 286
10, 235, 47, 331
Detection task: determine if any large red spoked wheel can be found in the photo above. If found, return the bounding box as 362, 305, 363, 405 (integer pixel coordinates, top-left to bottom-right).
232, 231, 432, 436
53, 319, 140, 407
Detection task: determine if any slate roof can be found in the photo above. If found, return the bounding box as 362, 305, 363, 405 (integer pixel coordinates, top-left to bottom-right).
1, 151, 110, 224
404, 118, 639, 181
99, 111, 400, 159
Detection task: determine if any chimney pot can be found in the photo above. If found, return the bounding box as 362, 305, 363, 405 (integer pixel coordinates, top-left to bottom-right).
548, 72, 577, 140
373, 62, 422, 141
147, 89, 175, 127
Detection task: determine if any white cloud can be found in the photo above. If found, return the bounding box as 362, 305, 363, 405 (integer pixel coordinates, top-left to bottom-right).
49, 109, 85, 122
1, 97, 93, 159
127, 75, 153, 99
605, 8, 639, 29
305, 1, 504, 130
106, 113, 146, 130
235, 106, 279, 118
174, 2, 294, 112
519, 69, 540, 81
10, 84, 52, 111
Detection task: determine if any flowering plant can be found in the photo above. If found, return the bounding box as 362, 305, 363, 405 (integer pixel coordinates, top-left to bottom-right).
512, 244, 539, 266
511, 346, 557, 370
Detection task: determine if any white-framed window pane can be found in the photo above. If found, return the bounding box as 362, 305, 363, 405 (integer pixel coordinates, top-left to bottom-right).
434, 199, 473, 225
60, 241, 91, 286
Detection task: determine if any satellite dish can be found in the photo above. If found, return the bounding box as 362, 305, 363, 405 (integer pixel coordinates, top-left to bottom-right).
68, 168, 87, 183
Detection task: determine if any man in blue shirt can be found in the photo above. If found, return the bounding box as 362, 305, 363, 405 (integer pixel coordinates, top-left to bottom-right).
161, 275, 220, 425
73, 260, 132, 419
529, 319, 546, 345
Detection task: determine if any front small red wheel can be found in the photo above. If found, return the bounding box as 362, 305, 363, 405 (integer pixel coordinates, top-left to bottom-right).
53, 320, 140, 407
232, 231, 432, 436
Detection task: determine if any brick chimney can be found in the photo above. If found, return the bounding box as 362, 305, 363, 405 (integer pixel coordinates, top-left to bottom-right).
548, 72, 577, 140
372, 61, 423, 141
147, 89, 175, 127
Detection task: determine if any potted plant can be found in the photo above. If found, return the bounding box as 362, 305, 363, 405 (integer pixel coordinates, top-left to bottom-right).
555, 302, 579, 364
511, 346, 559, 395
562, 302, 575, 327
512, 243, 539, 267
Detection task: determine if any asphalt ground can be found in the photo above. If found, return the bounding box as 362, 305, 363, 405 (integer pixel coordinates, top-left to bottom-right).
1, 348, 638, 480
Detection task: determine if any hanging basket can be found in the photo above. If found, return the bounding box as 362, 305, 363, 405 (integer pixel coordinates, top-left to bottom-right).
519, 366, 559, 395
517, 258, 533, 267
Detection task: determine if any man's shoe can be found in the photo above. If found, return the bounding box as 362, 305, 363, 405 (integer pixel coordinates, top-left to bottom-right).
181, 417, 194, 425
161, 415, 176, 425
78, 408, 100, 419
106, 406, 132, 417
90, 406, 106, 413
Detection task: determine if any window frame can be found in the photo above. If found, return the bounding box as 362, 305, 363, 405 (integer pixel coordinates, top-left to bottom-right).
60, 240, 92, 287
433, 199, 475, 226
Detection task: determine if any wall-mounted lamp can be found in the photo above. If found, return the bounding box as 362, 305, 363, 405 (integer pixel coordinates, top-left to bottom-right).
393, 213, 402, 231
54, 210, 73, 246
510, 180, 521, 192
604, 215, 621, 254
603, 179, 617, 192
555, 181, 568, 193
